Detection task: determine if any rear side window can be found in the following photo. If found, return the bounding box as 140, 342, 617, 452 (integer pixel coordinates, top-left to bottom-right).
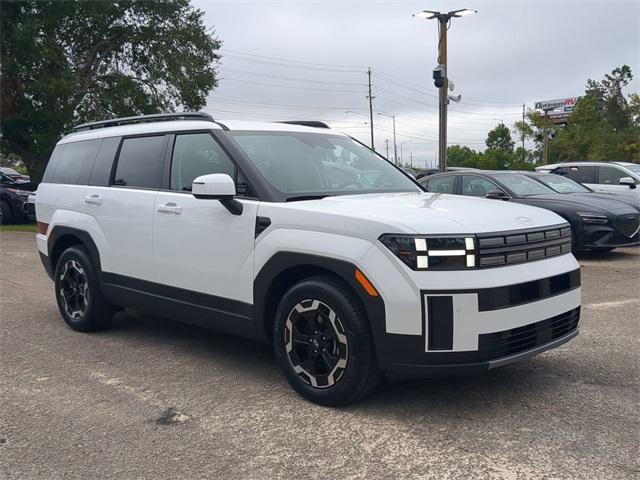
47, 140, 101, 185
564, 166, 595, 184
89, 137, 120, 187
41, 145, 65, 183
113, 136, 165, 189
427, 176, 455, 194
597, 166, 626, 185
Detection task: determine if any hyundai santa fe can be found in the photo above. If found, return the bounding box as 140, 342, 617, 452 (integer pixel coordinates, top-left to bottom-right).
35, 112, 581, 405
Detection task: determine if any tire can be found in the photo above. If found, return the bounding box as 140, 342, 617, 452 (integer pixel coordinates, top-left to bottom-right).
54, 245, 116, 332
273, 276, 382, 406
0, 200, 14, 225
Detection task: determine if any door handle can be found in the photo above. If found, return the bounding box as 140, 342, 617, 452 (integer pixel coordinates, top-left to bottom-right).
84, 194, 103, 205
157, 202, 182, 215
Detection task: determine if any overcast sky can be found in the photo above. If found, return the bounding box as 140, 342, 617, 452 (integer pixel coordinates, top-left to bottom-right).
193, 0, 639, 168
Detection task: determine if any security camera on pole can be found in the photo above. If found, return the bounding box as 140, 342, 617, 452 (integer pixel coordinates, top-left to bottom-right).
414, 8, 477, 172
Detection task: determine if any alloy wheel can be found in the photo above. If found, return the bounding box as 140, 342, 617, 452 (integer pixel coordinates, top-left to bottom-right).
59, 259, 90, 319
284, 299, 349, 388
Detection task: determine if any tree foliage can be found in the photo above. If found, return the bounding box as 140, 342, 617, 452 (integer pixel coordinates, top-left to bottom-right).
1, 0, 221, 182
485, 123, 514, 151
448, 65, 639, 168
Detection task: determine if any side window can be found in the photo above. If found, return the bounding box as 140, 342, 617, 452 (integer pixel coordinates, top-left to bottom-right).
48, 140, 101, 185
113, 136, 165, 189
565, 166, 595, 184
170, 133, 235, 192
461, 175, 501, 197
598, 166, 626, 185
426, 176, 455, 194
89, 137, 120, 187
41, 145, 65, 183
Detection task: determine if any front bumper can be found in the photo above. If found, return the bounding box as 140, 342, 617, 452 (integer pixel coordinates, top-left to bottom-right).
380, 307, 580, 378
576, 216, 640, 250
359, 246, 582, 378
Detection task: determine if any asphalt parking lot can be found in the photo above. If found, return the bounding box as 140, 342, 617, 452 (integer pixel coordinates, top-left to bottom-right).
1, 231, 638, 480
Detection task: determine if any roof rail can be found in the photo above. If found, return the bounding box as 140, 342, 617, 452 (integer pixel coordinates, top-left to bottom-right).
72, 112, 216, 132
279, 120, 330, 129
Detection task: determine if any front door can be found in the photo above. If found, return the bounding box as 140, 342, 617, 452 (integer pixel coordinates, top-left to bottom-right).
152, 132, 258, 310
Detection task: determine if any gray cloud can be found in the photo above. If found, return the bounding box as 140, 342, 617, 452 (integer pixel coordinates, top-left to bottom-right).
194, 0, 639, 167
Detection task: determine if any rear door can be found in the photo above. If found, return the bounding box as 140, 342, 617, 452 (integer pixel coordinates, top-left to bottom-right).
82, 134, 167, 281
152, 131, 258, 306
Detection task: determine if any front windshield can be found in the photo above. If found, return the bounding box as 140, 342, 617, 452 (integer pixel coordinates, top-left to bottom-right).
497, 173, 556, 197
535, 174, 590, 193
623, 164, 640, 175
229, 131, 419, 198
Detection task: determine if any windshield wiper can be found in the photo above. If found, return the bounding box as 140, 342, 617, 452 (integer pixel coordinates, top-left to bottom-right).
285, 194, 333, 202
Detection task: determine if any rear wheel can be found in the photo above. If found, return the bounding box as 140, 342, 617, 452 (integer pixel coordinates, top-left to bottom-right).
54, 246, 116, 332
273, 276, 382, 406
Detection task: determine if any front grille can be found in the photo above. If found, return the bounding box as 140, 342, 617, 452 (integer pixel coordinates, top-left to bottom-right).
476, 224, 572, 268
479, 307, 580, 360
613, 213, 640, 238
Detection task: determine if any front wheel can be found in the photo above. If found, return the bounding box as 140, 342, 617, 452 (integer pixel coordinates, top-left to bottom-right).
273, 276, 382, 406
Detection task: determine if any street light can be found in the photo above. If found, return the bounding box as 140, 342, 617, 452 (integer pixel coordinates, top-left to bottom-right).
413, 8, 477, 172
377, 112, 397, 165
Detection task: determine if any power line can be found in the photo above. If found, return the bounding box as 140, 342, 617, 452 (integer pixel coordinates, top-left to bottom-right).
220, 67, 364, 86
221, 77, 366, 94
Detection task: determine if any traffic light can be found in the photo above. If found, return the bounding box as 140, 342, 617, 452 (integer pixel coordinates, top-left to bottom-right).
433, 64, 445, 88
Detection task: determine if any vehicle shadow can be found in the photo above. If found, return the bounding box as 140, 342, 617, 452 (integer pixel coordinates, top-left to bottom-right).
105, 308, 576, 414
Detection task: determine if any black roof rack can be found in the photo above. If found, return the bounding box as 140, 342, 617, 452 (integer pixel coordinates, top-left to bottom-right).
279, 120, 330, 129
72, 112, 216, 132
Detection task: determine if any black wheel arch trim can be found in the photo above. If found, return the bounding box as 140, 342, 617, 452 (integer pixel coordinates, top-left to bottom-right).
253, 252, 389, 363
47, 226, 103, 278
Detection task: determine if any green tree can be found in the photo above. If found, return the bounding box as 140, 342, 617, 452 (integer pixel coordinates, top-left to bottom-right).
485, 123, 515, 151
1, 0, 221, 183
447, 145, 479, 168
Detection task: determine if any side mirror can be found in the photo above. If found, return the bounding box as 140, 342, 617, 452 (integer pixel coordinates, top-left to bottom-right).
192, 173, 243, 215
486, 190, 510, 200
619, 177, 637, 189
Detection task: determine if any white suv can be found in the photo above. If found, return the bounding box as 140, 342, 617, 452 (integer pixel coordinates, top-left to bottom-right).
537, 161, 640, 198
35, 113, 582, 405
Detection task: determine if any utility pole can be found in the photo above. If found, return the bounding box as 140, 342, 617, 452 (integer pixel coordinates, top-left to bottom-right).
377, 112, 398, 164
410, 151, 413, 168
414, 8, 476, 172
385, 139, 390, 160
522, 103, 526, 162
392, 115, 398, 165
367, 68, 375, 150
437, 15, 448, 173
543, 128, 549, 165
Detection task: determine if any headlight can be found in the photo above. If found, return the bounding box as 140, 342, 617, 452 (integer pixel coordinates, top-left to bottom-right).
577, 212, 609, 224
6, 188, 30, 199
379, 234, 476, 270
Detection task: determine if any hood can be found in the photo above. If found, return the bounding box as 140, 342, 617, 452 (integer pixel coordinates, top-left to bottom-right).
268, 192, 566, 237
521, 194, 637, 214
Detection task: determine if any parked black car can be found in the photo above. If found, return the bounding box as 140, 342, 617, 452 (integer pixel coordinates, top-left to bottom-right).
420, 170, 640, 251
524, 172, 640, 211
0, 171, 35, 224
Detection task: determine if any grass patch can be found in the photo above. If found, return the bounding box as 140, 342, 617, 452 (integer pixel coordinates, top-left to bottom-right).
0, 224, 37, 232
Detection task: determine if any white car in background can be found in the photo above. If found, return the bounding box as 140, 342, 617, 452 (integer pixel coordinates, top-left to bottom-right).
537, 161, 640, 198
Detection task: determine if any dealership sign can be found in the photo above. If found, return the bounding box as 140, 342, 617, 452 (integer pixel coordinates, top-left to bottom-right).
535, 97, 581, 112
